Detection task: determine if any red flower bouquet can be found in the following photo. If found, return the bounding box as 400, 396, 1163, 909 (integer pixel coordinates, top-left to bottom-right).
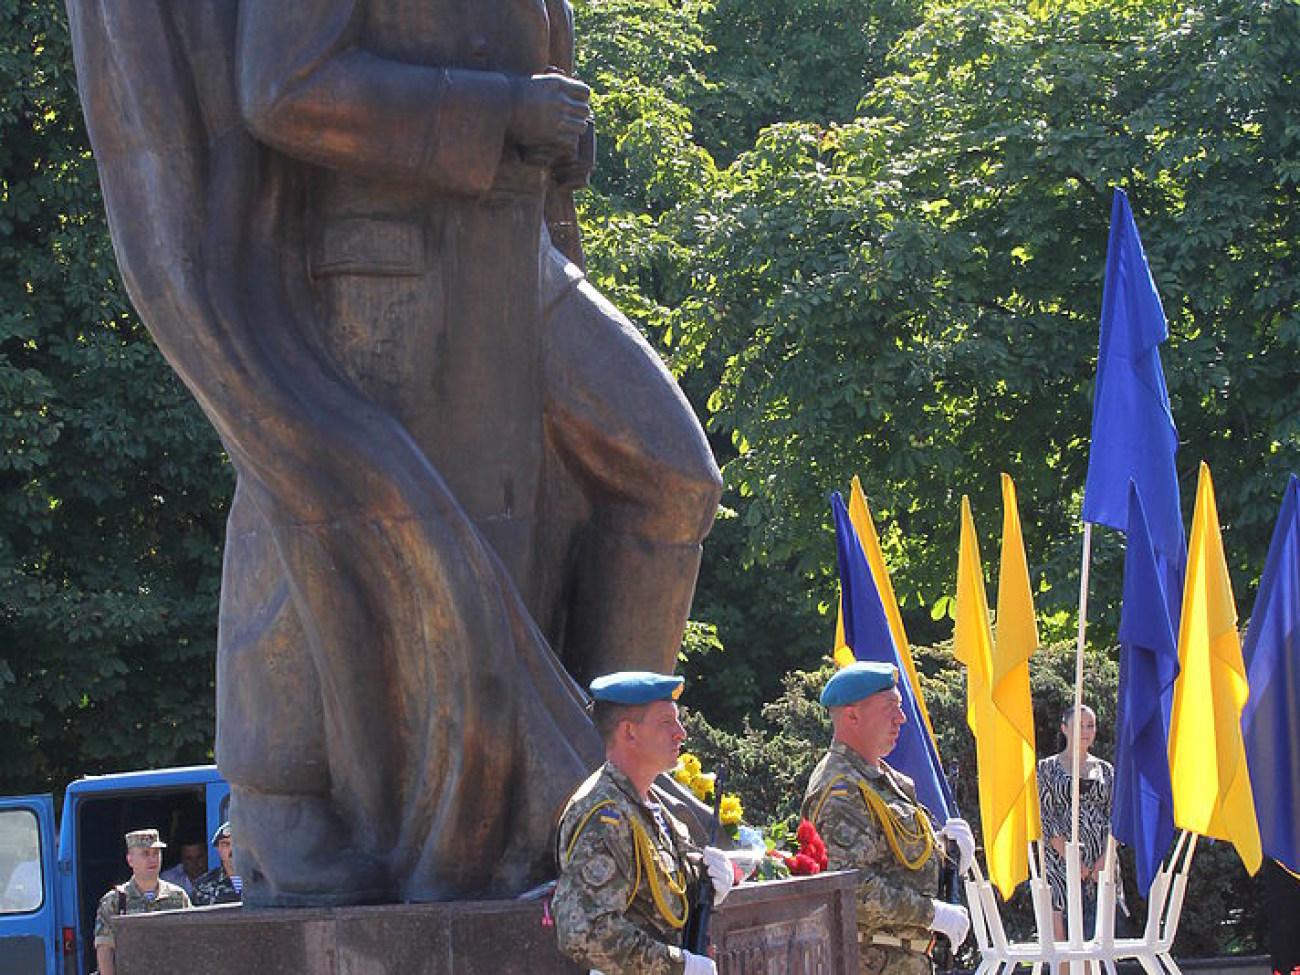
779, 819, 829, 876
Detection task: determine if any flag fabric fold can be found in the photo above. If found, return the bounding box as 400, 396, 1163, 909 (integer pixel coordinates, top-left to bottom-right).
1168, 463, 1261, 874
951, 496, 1002, 884
1241, 474, 1300, 875
831, 492, 954, 819
1082, 187, 1186, 619
833, 476, 936, 740
1111, 481, 1180, 892
984, 475, 1043, 899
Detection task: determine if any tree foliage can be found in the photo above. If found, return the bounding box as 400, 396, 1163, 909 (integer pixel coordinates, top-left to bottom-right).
666, 0, 1300, 716
0, 0, 229, 794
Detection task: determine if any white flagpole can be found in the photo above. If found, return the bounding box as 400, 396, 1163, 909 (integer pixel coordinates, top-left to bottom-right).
1066, 522, 1093, 950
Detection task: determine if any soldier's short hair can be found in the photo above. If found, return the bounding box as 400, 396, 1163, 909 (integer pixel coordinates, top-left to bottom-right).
591, 699, 647, 743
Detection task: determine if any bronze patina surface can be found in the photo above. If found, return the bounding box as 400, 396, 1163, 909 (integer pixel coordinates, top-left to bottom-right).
66, 0, 720, 906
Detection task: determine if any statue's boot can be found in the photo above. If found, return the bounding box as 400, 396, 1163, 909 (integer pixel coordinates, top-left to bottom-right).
232, 789, 393, 907
566, 532, 704, 685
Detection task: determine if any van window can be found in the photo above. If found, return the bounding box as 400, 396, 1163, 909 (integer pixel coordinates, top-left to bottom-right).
0, 808, 43, 914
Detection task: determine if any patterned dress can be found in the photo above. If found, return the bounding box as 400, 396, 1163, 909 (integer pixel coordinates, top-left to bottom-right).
1037, 755, 1115, 912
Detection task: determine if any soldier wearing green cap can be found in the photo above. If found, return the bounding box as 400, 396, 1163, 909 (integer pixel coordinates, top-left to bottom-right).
802, 662, 974, 975
94, 829, 191, 975
553, 671, 738, 975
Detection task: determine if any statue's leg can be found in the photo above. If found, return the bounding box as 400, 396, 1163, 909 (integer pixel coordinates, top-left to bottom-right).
541, 248, 722, 685
216, 480, 392, 905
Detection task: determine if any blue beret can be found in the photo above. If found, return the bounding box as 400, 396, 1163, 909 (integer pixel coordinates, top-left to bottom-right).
211, 821, 231, 846
589, 671, 685, 705
820, 661, 898, 707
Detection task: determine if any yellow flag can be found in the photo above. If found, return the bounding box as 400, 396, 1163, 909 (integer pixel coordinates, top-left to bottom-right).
953, 497, 995, 730
953, 498, 998, 872
986, 474, 1043, 898
1168, 463, 1262, 874
832, 478, 936, 739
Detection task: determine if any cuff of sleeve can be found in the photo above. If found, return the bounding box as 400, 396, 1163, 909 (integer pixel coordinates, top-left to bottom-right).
420, 69, 511, 196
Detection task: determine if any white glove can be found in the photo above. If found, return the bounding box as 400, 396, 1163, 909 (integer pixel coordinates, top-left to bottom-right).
929, 900, 971, 947
683, 950, 718, 975
940, 817, 975, 874
702, 845, 736, 905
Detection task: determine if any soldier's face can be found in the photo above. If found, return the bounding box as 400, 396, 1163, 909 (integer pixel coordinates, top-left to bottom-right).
627, 700, 687, 774
127, 846, 162, 883
217, 837, 235, 876
850, 688, 906, 761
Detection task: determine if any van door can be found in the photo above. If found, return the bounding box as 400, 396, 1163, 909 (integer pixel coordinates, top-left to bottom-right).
0, 795, 58, 975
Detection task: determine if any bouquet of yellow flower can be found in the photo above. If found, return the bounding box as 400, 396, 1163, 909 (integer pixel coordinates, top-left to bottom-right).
672, 752, 744, 827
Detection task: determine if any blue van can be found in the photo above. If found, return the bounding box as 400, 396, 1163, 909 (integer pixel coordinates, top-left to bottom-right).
0, 766, 229, 975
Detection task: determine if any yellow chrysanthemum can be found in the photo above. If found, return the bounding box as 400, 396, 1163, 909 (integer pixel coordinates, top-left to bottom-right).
689, 772, 715, 801
719, 794, 744, 826
674, 753, 702, 786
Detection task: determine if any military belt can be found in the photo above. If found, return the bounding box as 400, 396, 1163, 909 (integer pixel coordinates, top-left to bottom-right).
861, 932, 934, 954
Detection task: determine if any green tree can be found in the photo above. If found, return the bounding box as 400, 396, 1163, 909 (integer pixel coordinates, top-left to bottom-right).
692, 0, 924, 162
671, 0, 1300, 718
0, 1, 230, 793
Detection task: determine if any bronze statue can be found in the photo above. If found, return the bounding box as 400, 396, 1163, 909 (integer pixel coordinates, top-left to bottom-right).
66, 0, 721, 906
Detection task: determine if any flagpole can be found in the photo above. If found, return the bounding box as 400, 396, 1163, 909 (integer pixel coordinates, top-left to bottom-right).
1067, 522, 1093, 949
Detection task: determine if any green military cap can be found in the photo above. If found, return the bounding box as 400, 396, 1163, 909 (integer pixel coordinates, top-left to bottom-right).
589, 670, 684, 705
211, 821, 232, 846
124, 828, 167, 850
819, 661, 898, 707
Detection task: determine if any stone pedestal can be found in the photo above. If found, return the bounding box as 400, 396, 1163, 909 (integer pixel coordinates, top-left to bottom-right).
713, 871, 860, 974
112, 871, 861, 975
112, 898, 584, 975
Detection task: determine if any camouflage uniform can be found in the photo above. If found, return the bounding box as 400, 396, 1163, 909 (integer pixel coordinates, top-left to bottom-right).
192, 867, 241, 906
553, 762, 704, 974
802, 741, 946, 975
93, 877, 191, 949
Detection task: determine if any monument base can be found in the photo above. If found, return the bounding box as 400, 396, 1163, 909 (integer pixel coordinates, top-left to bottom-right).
112, 871, 861, 975
112, 897, 584, 975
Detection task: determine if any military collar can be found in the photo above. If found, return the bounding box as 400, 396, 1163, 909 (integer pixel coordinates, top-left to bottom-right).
603, 760, 657, 810
830, 739, 887, 780
125, 877, 162, 899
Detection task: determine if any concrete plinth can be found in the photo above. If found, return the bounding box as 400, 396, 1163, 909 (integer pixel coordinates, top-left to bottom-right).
112, 871, 862, 975
713, 870, 860, 974
112, 898, 585, 975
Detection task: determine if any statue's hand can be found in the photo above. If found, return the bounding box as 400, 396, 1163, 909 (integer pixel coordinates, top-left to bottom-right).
551, 118, 595, 190
509, 73, 591, 163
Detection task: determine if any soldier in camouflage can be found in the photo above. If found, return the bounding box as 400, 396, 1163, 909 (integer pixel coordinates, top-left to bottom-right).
802, 662, 975, 975
94, 828, 192, 975
192, 821, 242, 907
554, 671, 739, 975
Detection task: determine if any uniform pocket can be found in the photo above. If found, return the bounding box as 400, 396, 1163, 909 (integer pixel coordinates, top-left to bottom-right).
311, 216, 427, 278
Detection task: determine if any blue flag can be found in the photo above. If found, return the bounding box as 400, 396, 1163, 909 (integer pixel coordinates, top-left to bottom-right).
1111, 482, 1180, 892
1241, 475, 1300, 875
1082, 188, 1185, 620
832, 492, 955, 819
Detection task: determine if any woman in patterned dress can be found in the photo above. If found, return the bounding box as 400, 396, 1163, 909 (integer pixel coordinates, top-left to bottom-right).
1037, 704, 1114, 941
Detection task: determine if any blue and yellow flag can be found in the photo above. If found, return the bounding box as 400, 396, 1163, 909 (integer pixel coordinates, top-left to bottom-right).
833, 477, 935, 741
1241, 475, 1300, 875
832, 492, 954, 819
